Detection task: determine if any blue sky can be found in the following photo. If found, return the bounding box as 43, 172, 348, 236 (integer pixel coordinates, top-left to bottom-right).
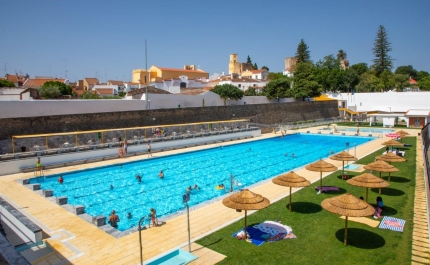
1, 0, 429, 82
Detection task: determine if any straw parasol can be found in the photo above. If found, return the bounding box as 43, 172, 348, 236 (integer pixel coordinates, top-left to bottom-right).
346, 173, 390, 202
376, 152, 406, 181
272, 171, 310, 212
305, 160, 338, 194
363, 160, 398, 193
330, 151, 357, 178
395, 130, 410, 136
222, 189, 270, 237
321, 193, 375, 245
381, 139, 403, 150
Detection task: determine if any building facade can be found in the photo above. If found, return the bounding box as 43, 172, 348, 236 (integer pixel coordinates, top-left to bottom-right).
228, 54, 253, 75
132, 65, 209, 86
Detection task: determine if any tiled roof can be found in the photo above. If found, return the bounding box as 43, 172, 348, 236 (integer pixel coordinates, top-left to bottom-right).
410, 78, 417, 85
124, 82, 139, 84
252, 70, 263, 74
94, 88, 114, 95
230, 78, 262, 83
24, 78, 66, 88
155, 66, 208, 74
84, 78, 99, 85
108, 80, 124, 86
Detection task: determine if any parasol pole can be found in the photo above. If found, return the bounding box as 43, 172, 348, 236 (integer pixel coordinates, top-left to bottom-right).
366, 188, 369, 203
344, 216, 348, 246
342, 160, 345, 178
379, 172, 382, 194
320, 172, 323, 194
388, 172, 391, 182
289, 186, 292, 212
244, 210, 247, 238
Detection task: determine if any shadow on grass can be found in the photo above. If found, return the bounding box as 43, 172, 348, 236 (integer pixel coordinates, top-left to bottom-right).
370, 187, 405, 196
313, 186, 347, 195
335, 228, 385, 249
286, 202, 322, 214
200, 238, 223, 248
382, 176, 410, 183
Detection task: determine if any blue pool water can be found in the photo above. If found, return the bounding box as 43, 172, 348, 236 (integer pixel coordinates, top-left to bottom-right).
32, 134, 372, 231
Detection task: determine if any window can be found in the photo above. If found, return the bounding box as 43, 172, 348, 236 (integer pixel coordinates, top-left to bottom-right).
238, 84, 241, 88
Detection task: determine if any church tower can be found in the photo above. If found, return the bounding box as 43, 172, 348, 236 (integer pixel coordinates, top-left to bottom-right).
229, 54, 238, 74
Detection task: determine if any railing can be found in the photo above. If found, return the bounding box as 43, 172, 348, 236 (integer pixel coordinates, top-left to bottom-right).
422, 124, 430, 188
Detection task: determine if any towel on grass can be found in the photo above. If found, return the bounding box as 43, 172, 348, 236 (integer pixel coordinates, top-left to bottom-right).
378, 216, 405, 232
232, 222, 297, 246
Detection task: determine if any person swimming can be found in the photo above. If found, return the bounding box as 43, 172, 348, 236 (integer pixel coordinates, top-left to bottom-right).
158, 170, 164, 179
135, 174, 142, 183
193, 184, 199, 190
284, 153, 288, 156
110, 184, 114, 190
291, 153, 295, 157
216, 184, 225, 190
127, 212, 132, 219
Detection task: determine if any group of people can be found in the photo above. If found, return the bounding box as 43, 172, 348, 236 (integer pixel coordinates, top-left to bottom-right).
118, 139, 128, 158
109, 208, 158, 228
359, 196, 385, 219
187, 184, 199, 193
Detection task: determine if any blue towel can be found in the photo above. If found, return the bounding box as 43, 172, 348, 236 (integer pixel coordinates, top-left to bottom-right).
232, 227, 270, 246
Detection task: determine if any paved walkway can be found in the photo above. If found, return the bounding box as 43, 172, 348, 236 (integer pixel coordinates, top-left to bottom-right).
0, 127, 425, 265
411, 136, 430, 265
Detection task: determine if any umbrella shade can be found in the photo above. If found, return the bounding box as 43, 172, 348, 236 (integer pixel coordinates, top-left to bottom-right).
321, 193, 375, 245
363, 160, 399, 173
346, 173, 390, 202
305, 160, 337, 193
381, 139, 403, 147
376, 152, 406, 163
395, 130, 410, 135
330, 151, 358, 177
223, 189, 270, 237
272, 171, 310, 212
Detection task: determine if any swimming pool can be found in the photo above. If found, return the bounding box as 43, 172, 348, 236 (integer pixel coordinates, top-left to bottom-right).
337, 127, 394, 134
31, 134, 373, 231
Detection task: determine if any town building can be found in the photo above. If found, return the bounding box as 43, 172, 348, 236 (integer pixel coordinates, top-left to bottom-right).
4, 73, 29, 87
23, 77, 68, 88
283, 57, 297, 77
228, 54, 253, 75
132, 65, 209, 86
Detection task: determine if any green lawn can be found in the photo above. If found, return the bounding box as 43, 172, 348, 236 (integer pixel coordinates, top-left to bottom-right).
196, 137, 416, 265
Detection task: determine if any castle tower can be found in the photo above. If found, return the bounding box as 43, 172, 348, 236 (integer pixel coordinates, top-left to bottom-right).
229, 54, 238, 74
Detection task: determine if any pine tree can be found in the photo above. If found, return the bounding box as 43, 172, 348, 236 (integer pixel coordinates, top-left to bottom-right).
253, 63, 258, 70
337, 50, 347, 61
295, 39, 311, 63
246, 55, 252, 64
372, 25, 393, 76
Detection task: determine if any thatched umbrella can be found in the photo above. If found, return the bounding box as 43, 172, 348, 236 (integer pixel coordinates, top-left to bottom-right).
272, 171, 310, 212
346, 173, 390, 202
382, 139, 403, 151
375, 152, 406, 181
222, 189, 270, 236
363, 160, 398, 193
305, 160, 338, 194
330, 151, 357, 178
321, 193, 375, 245
395, 130, 410, 136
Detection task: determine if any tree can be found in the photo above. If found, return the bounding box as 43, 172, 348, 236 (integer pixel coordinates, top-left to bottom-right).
418, 76, 430, 91
42, 81, 72, 95
290, 62, 322, 99
395, 65, 417, 79
262, 77, 292, 100
315, 55, 341, 92
393, 74, 410, 91
211, 84, 244, 106
38, 86, 62, 98
267, 72, 284, 80
261, 66, 269, 71
350, 63, 369, 76
246, 55, 252, 64
295, 39, 311, 63
356, 72, 382, 92
337, 50, 347, 60
372, 25, 393, 76
253, 63, 258, 70
0, 79, 15, 87
416, 71, 430, 81
379, 70, 395, 91
244, 87, 257, 96
338, 69, 360, 93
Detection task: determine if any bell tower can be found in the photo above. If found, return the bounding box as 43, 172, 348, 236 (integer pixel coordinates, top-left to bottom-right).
229, 54, 238, 74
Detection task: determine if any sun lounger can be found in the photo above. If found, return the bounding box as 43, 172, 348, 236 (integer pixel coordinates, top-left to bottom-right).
315, 186, 340, 193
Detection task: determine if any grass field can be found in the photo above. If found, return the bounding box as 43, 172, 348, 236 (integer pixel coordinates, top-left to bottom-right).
196, 137, 416, 265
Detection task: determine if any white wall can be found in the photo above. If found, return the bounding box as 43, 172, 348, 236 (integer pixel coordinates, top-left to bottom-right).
0, 100, 147, 118
326, 92, 430, 112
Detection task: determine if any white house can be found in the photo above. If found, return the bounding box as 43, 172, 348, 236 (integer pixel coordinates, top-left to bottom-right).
150, 76, 209, 94
218, 77, 268, 92
92, 85, 118, 97
124, 82, 140, 92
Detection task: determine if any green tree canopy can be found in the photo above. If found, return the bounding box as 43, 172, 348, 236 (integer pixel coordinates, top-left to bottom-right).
42, 81, 72, 95
246, 55, 252, 64
416, 71, 429, 81
244, 87, 258, 96
295, 39, 311, 63
393, 74, 410, 91
315, 55, 342, 92
337, 50, 347, 60
356, 72, 382, 92
262, 77, 291, 100
211, 84, 244, 106
0, 79, 15, 87
267, 72, 284, 80
350, 63, 369, 76
38, 86, 62, 98
394, 65, 417, 79
253, 63, 258, 70
379, 70, 395, 91
290, 62, 322, 99
338, 69, 360, 93
81, 91, 100, 99
261, 66, 269, 71
418, 76, 430, 91
372, 25, 393, 76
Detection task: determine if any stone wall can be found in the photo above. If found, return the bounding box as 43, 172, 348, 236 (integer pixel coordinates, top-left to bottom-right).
0, 101, 339, 153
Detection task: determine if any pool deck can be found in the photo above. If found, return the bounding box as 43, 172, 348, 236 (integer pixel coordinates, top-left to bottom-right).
0, 127, 425, 265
